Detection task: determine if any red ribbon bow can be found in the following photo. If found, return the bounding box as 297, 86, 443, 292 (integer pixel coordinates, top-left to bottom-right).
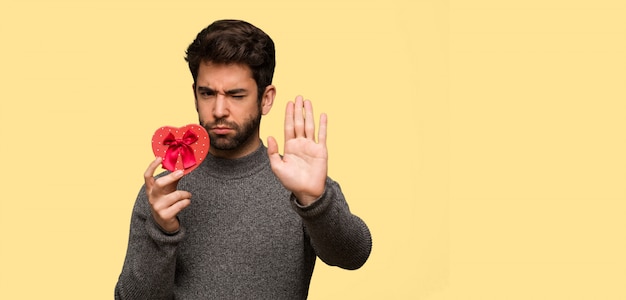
162, 129, 198, 171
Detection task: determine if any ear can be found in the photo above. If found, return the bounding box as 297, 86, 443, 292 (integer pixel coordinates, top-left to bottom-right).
192, 83, 198, 111
261, 85, 276, 115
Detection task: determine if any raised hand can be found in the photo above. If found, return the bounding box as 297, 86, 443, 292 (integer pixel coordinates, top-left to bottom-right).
267, 96, 328, 206
144, 157, 192, 233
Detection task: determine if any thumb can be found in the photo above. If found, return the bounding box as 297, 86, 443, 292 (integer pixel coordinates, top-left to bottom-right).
267, 136, 282, 166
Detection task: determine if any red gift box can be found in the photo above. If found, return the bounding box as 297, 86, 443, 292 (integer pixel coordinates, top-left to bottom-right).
151, 124, 210, 174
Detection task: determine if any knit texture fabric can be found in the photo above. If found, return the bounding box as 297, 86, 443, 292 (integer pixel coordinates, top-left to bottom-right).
115, 144, 372, 299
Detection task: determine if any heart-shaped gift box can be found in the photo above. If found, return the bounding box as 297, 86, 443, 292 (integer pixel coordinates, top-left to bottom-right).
151, 124, 210, 174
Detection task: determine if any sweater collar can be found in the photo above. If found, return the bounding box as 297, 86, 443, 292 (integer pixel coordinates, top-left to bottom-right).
198, 141, 269, 180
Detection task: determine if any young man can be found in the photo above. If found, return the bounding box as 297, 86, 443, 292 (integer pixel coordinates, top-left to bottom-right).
115, 19, 372, 299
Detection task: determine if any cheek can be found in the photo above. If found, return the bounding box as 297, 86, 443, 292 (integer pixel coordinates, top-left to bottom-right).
196, 105, 213, 123
196, 101, 212, 113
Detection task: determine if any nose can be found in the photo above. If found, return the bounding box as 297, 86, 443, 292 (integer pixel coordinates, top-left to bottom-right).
213, 94, 229, 118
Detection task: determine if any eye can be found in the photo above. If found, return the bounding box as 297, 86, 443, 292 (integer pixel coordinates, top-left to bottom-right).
198, 90, 215, 98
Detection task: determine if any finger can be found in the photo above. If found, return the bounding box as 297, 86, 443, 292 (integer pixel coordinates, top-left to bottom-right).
267, 136, 283, 170
318, 113, 328, 146
144, 157, 163, 188
284, 101, 295, 140
304, 100, 315, 140
169, 199, 191, 215
153, 190, 192, 211
154, 198, 191, 221
267, 136, 279, 156
293, 95, 305, 138
153, 170, 185, 192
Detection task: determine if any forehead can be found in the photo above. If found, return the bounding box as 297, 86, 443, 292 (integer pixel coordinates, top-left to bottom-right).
196, 61, 255, 88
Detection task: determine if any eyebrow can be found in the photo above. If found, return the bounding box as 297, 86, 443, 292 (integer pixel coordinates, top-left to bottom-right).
196, 86, 248, 95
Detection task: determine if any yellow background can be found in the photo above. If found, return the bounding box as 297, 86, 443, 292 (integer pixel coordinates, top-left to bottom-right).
1, 0, 625, 299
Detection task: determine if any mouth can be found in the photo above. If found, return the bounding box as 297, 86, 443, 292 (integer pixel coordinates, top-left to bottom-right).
211, 126, 232, 135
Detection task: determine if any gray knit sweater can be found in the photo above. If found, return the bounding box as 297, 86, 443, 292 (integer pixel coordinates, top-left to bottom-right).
115, 144, 372, 299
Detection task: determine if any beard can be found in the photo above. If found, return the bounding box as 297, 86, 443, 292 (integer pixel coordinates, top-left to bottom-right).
201, 111, 262, 151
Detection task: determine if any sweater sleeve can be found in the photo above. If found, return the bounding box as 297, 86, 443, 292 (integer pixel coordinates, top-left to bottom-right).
291, 178, 372, 270
114, 185, 185, 300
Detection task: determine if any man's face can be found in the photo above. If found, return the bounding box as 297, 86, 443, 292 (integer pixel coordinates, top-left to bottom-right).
194, 62, 273, 158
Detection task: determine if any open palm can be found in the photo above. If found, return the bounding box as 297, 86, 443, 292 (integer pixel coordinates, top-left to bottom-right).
268, 96, 328, 206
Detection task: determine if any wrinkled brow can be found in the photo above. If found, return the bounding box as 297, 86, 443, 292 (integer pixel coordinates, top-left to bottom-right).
196, 86, 248, 95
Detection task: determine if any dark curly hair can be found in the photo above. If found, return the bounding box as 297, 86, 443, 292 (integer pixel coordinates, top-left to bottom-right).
185, 20, 276, 102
